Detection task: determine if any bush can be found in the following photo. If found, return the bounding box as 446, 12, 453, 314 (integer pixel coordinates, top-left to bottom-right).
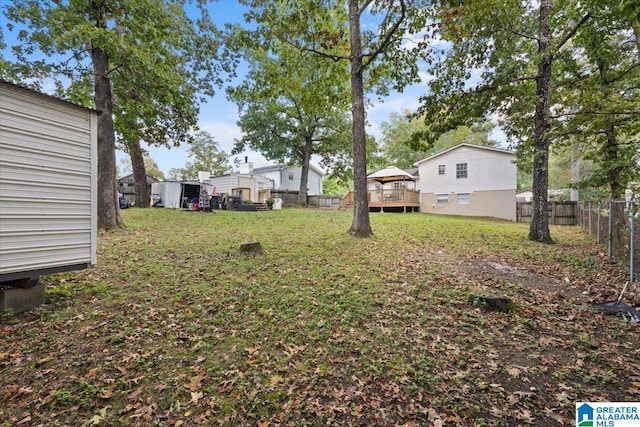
265, 198, 275, 210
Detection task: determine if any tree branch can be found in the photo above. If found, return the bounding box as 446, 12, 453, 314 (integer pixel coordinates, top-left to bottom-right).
499, 22, 537, 42
283, 36, 349, 62
550, 110, 640, 119
362, 0, 406, 69
603, 62, 640, 85
554, 13, 591, 54
358, 0, 375, 16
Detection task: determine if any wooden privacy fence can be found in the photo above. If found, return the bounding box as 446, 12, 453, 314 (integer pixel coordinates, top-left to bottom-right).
269, 190, 342, 210
578, 200, 638, 284
307, 195, 342, 210
516, 201, 578, 225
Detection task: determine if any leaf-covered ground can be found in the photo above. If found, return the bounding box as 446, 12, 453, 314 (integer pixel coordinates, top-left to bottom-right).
1, 209, 638, 426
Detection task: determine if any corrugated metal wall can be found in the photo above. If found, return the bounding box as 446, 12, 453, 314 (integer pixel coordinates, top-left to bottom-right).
0, 82, 97, 279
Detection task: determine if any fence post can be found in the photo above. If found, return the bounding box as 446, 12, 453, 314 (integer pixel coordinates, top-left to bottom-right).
577, 202, 581, 227
595, 202, 600, 244
631, 201, 636, 283
608, 201, 614, 257
589, 200, 593, 236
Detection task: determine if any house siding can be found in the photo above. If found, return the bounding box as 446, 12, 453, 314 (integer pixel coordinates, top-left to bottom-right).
209, 174, 271, 202
421, 189, 516, 221
0, 81, 97, 280
416, 144, 516, 221
253, 165, 324, 195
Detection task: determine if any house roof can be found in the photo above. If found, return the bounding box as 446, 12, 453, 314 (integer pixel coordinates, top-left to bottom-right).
117, 173, 160, 183
414, 143, 515, 166
253, 163, 324, 176
1, 79, 97, 112
367, 166, 417, 183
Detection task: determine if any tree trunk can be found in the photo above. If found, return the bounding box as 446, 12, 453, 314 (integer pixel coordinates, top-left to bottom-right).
604, 125, 624, 200
130, 139, 150, 208
529, 0, 553, 244
297, 137, 312, 205
633, 23, 640, 61
347, 0, 372, 238
570, 143, 579, 201
92, 45, 122, 230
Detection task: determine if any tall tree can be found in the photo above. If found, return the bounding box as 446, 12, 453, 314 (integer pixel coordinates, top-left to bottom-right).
416, 0, 592, 243
553, 6, 640, 200
235, 0, 428, 236
119, 156, 166, 181
168, 131, 230, 181
379, 111, 496, 169
3, 0, 221, 228
227, 2, 352, 205
343, 0, 430, 237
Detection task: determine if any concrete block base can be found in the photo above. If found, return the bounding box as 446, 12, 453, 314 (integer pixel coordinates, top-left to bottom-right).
0, 282, 45, 313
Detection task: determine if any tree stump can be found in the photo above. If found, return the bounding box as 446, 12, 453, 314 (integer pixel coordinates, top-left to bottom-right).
469, 293, 514, 312
239, 241, 263, 256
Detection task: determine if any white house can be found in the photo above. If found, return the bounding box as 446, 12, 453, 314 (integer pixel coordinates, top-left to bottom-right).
415, 143, 517, 221
205, 162, 272, 203
253, 163, 324, 195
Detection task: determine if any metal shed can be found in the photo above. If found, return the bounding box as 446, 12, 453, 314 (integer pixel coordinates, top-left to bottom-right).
0, 80, 98, 287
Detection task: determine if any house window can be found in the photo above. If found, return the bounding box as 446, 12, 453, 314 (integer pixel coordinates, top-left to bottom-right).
458, 193, 470, 204
393, 182, 405, 189
436, 194, 448, 204
288, 172, 294, 181
438, 165, 445, 175
456, 163, 468, 179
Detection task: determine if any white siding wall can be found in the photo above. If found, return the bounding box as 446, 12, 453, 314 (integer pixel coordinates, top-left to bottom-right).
279, 166, 301, 192
306, 167, 323, 195
416, 145, 516, 221
258, 170, 281, 189
254, 165, 323, 195
0, 82, 97, 279
208, 174, 272, 201
418, 145, 516, 194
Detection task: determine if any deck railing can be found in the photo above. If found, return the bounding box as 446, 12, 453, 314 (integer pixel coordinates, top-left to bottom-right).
368, 188, 420, 205
340, 189, 420, 209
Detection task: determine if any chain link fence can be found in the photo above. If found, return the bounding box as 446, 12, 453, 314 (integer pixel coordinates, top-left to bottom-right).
578, 200, 638, 283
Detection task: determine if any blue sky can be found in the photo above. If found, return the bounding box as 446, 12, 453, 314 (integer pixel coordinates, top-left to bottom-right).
1, 1, 504, 176
141, 1, 429, 175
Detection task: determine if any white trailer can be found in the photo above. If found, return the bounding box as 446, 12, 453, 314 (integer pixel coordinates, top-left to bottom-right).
0, 80, 97, 310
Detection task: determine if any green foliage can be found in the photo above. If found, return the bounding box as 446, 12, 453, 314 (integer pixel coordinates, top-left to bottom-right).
379, 110, 497, 169
166, 131, 230, 180
552, 9, 640, 198
2, 0, 226, 228
322, 175, 352, 195
119, 156, 166, 181
225, 3, 353, 196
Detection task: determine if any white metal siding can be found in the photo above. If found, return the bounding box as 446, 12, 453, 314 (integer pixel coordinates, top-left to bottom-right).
0, 82, 97, 278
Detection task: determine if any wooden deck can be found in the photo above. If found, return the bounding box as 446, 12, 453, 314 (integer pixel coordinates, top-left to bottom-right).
340, 190, 421, 212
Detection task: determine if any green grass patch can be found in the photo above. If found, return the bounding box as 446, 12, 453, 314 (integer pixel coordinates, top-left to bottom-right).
1, 209, 637, 426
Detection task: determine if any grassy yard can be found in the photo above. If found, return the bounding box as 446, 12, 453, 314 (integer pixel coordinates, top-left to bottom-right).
1, 208, 638, 426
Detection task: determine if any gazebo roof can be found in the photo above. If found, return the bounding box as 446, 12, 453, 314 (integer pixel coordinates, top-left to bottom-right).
367, 166, 417, 183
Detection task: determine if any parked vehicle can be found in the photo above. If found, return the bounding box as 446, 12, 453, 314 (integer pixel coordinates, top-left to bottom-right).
119, 195, 131, 209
